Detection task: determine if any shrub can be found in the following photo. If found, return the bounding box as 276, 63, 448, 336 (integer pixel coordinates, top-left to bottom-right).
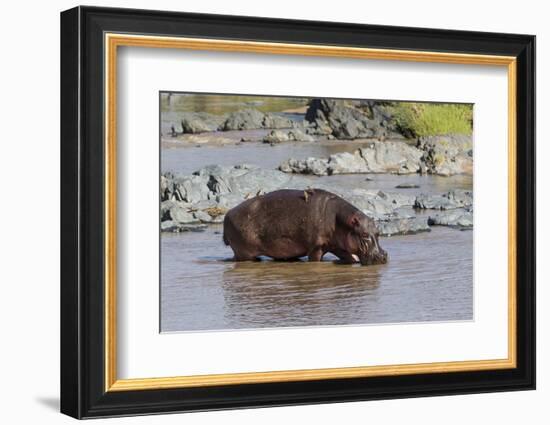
389, 103, 473, 137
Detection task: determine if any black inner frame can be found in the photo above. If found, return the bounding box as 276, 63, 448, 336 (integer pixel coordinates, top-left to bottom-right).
60, 6, 535, 419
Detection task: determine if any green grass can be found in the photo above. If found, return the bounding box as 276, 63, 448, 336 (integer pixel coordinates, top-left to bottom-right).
388, 103, 473, 137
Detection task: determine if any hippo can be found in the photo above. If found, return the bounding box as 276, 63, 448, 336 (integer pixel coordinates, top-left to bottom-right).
223, 189, 388, 265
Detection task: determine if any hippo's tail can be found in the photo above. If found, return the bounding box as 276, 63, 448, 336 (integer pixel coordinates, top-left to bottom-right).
223, 231, 230, 246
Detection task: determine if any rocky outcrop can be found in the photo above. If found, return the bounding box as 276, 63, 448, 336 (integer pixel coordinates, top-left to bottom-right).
261, 113, 295, 130
428, 210, 473, 229
377, 215, 431, 236
221, 109, 266, 131
176, 110, 295, 134
263, 129, 315, 144
279, 157, 329, 176
304, 99, 401, 140
160, 165, 472, 235
417, 134, 473, 176
180, 113, 226, 134
279, 141, 423, 176
279, 136, 473, 177
414, 190, 473, 210
413, 190, 473, 229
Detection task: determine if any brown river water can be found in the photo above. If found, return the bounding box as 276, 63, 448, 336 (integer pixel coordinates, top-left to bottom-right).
160, 139, 473, 333
161, 225, 472, 332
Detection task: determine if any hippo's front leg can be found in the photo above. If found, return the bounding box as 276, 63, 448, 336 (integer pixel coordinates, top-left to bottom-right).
332, 249, 357, 264
308, 247, 325, 262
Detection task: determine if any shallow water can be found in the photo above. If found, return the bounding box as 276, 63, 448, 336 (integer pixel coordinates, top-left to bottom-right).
161, 226, 472, 332
161, 93, 307, 115
161, 141, 472, 195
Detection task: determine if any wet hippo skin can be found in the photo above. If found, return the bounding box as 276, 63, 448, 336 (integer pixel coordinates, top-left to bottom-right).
223, 189, 388, 265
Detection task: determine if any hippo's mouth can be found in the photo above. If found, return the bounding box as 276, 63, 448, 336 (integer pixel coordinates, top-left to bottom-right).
357, 237, 388, 265
352, 254, 360, 262
359, 252, 388, 265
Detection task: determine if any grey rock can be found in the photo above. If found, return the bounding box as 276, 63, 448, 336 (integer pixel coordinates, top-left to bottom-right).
359, 142, 423, 174
229, 167, 294, 195
263, 129, 316, 144
417, 134, 473, 176
161, 200, 182, 221
193, 164, 250, 195
279, 157, 329, 176
279, 142, 422, 176
263, 130, 291, 143
377, 190, 416, 208
172, 175, 211, 203
395, 183, 420, 189
161, 220, 208, 233
180, 112, 225, 134
193, 210, 213, 223
160, 175, 171, 200
376, 216, 431, 236
222, 109, 266, 131
311, 119, 334, 136
179, 224, 208, 232
304, 99, 400, 140
262, 113, 293, 129
160, 220, 179, 232
305, 99, 376, 139
393, 207, 417, 219
160, 221, 208, 233
216, 193, 245, 209
446, 189, 473, 208
415, 190, 473, 210
210, 215, 225, 224
289, 129, 316, 142
169, 203, 198, 224
327, 152, 369, 174
192, 199, 219, 210
338, 189, 395, 216
162, 223, 208, 233
428, 209, 473, 229
414, 193, 458, 210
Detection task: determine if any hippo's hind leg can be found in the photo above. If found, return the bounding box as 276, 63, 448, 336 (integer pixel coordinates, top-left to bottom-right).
229, 246, 261, 262
224, 216, 261, 261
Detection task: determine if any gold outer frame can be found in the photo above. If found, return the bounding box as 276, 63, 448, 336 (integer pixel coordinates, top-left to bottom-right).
104, 33, 517, 392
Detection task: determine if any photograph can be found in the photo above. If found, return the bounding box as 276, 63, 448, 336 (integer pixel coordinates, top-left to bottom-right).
160, 93, 475, 332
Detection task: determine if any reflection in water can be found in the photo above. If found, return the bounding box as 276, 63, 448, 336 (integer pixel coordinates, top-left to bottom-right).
220, 261, 381, 328
160, 226, 473, 332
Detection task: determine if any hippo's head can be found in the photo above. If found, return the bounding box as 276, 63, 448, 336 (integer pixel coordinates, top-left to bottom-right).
347, 213, 388, 265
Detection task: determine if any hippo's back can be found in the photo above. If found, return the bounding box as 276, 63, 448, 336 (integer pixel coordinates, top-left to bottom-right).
223, 189, 336, 246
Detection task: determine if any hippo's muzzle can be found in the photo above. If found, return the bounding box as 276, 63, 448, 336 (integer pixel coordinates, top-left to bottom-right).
358, 234, 388, 265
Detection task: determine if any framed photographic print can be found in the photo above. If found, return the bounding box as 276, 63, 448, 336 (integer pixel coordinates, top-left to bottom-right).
60, 6, 535, 419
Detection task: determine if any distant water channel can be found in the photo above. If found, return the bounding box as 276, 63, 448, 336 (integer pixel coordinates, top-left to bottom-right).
160, 139, 473, 333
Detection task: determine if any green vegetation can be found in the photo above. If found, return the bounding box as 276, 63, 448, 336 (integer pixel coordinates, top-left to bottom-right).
388, 102, 473, 137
